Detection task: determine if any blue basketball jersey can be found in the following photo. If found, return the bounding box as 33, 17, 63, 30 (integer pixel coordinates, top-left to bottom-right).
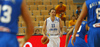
86, 0, 100, 27
68, 21, 88, 47
0, 0, 22, 34
86, 0, 100, 47
73, 21, 87, 39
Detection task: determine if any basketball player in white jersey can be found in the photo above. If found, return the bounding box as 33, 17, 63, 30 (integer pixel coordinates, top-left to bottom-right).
42, 8, 63, 47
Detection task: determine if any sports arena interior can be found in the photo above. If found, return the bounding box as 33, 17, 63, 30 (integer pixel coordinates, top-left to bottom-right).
17, 0, 86, 47
18, 0, 85, 35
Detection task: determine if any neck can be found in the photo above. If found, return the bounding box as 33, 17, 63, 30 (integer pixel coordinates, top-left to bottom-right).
73, 20, 75, 21
60, 6, 62, 7
78, 9, 80, 11
50, 16, 55, 22
37, 33, 39, 34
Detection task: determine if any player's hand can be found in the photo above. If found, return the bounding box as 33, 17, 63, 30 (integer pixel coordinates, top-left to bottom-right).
18, 38, 26, 47
60, 32, 63, 37
65, 45, 66, 47
43, 34, 46, 37
65, 44, 67, 47
65, 42, 68, 47
43, 35, 46, 37
71, 35, 76, 46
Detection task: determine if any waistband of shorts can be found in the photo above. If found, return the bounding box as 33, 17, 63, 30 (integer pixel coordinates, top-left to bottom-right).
47, 34, 59, 36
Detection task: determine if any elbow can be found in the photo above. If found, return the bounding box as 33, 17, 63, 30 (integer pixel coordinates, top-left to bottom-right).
67, 33, 70, 36
42, 28, 45, 32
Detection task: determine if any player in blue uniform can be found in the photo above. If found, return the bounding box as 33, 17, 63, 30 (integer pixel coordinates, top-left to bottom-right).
71, 0, 100, 47
65, 21, 89, 47
0, 0, 34, 47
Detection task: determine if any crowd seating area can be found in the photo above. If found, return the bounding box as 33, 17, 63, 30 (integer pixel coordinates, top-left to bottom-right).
17, 0, 84, 35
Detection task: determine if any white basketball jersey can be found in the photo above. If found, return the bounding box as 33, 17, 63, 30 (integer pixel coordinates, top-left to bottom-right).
46, 17, 60, 34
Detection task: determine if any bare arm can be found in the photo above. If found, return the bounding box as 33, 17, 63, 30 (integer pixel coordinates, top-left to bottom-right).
42, 20, 46, 36
71, 2, 88, 46
59, 19, 63, 37
76, 14, 78, 18
60, 19, 63, 33
65, 27, 74, 47
21, 0, 34, 41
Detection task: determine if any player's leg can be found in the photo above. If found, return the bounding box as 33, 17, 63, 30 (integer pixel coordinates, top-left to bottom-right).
68, 37, 88, 47
0, 32, 19, 47
61, 14, 66, 26
47, 37, 53, 47
68, 38, 74, 47
75, 37, 88, 47
48, 36, 60, 47
87, 27, 99, 47
53, 37, 60, 47
4, 33, 19, 47
94, 28, 100, 47
0, 32, 9, 47
7, 35, 19, 47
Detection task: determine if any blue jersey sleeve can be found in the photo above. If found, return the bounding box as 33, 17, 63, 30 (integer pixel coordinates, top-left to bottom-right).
76, 10, 78, 14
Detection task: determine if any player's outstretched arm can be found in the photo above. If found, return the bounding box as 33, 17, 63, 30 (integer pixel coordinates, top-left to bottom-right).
71, 2, 88, 46
59, 19, 63, 37
42, 20, 46, 36
21, 0, 34, 42
65, 27, 74, 47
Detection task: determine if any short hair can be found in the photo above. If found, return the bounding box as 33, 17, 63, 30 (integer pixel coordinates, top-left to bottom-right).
35, 29, 39, 32
59, 2, 63, 4
77, 6, 80, 9
72, 15, 75, 17
49, 8, 56, 13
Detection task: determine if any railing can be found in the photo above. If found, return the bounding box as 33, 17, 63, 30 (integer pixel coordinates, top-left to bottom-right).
18, 26, 67, 35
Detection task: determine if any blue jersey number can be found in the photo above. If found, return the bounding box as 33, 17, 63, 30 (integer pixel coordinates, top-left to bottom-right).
51, 24, 55, 28
49, 24, 57, 31
0, 5, 12, 23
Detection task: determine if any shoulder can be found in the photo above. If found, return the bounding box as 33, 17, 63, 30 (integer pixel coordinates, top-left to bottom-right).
55, 5, 60, 8
63, 4, 66, 7
76, 10, 78, 12
82, 21, 87, 25
55, 17, 59, 19
85, 0, 92, 8
55, 17, 60, 22
85, 0, 90, 3
69, 20, 73, 22
46, 17, 50, 21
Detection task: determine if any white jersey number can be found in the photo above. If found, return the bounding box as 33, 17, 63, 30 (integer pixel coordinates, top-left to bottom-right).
96, 8, 100, 19
73, 25, 82, 33
77, 25, 82, 32
0, 5, 12, 23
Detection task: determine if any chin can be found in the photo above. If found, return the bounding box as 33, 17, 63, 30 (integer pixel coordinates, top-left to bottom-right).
52, 15, 55, 17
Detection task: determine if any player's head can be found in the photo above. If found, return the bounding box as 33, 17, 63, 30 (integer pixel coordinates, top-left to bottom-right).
77, 6, 80, 10
72, 15, 76, 20
35, 29, 40, 34
59, 2, 63, 7
49, 8, 56, 17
